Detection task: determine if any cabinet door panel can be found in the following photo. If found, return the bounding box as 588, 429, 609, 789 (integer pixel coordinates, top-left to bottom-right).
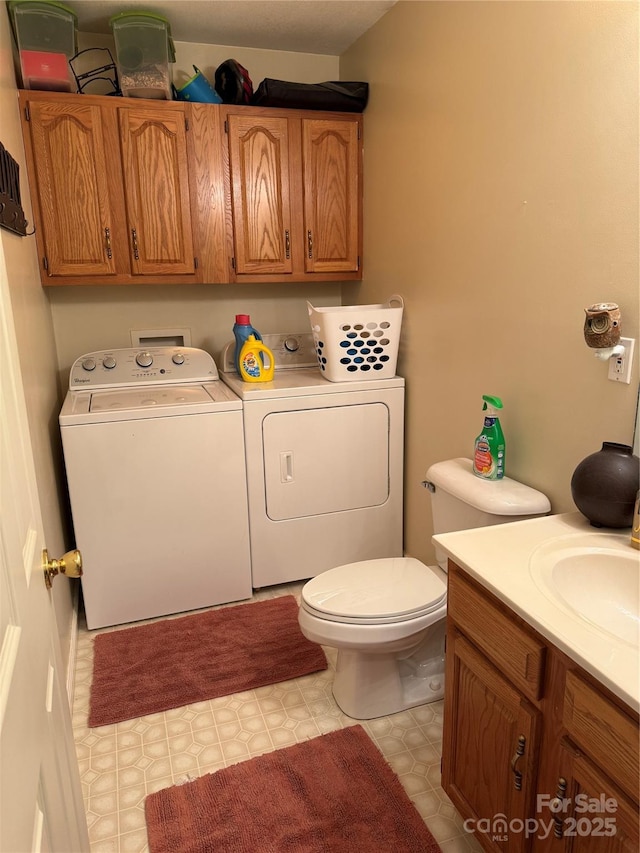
302, 118, 360, 273
28, 101, 117, 276
554, 746, 639, 853
119, 107, 195, 275
227, 115, 293, 275
443, 631, 540, 853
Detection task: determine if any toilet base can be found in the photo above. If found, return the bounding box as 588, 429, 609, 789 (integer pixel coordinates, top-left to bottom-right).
331, 622, 445, 719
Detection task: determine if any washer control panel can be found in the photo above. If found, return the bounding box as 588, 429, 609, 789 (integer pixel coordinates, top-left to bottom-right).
69, 347, 219, 390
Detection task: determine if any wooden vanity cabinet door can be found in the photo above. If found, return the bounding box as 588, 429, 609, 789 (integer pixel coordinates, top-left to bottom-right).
118, 105, 196, 276
552, 744, 639, 853
442, 630, 541, 853
25, 99, 120, 277
562, 670, 639, 803
226, 113, 293, 276
302, 117, 361, 274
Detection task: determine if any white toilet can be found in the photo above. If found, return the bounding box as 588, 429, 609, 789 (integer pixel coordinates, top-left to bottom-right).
298, 458, 550, 719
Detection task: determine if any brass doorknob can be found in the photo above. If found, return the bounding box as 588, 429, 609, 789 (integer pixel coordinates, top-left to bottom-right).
42, 548, 82, 589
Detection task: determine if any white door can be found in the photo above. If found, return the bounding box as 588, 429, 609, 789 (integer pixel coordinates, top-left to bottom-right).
0, 246, 89, 852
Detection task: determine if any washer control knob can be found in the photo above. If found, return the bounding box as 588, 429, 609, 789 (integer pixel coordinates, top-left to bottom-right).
81, 357, 96, 371
136, 351, 153, 368
172, 352, 185, 365
102, 356, 116, 370
284, 336, 299, 353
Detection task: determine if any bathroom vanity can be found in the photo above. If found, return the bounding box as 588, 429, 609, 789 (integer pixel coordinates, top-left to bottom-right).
434, 513, 639, 853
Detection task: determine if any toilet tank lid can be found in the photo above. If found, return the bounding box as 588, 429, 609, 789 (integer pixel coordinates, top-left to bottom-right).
425, 458, 551, 516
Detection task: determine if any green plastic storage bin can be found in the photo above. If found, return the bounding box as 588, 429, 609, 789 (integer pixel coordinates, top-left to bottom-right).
9, 0, 77, 90
110, 11, 175, 99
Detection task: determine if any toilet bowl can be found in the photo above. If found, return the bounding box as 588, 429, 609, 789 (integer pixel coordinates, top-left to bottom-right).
299, 557, 447, 719
298, 457, 551, 720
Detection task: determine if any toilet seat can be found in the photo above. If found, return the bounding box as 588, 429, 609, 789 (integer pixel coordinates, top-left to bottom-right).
301, 557, 446, 625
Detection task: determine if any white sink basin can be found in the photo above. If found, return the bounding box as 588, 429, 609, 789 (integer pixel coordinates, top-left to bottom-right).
529, 532, 640, 646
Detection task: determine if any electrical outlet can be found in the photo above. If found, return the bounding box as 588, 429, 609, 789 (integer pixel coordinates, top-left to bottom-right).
608, 337, 635, 384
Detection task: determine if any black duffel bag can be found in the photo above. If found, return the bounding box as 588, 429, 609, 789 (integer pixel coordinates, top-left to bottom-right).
252, 79, 368, 112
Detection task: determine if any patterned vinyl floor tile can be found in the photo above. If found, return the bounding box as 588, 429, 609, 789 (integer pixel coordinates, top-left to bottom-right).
72, 583, 482, 853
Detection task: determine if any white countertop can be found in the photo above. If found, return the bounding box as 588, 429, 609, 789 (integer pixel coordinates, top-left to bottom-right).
433, 512, 640, 712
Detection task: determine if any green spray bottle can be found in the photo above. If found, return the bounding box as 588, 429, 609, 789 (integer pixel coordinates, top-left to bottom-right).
472, 395, 505, 480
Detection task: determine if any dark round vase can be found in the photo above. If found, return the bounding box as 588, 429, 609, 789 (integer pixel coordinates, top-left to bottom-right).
571, 442, 640, 528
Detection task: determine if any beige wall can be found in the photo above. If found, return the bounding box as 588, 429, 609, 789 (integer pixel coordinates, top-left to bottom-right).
0, 9, 75, 667
341, 1, 639, 565
49, 282, 342, 382
76, 31, 340, 93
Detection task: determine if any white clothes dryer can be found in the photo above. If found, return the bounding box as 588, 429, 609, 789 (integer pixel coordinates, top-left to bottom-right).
59, 347, 252, 629
219, 334, 405, 588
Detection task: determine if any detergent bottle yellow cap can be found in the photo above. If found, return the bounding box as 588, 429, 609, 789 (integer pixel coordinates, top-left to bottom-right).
238, 335, 275, 382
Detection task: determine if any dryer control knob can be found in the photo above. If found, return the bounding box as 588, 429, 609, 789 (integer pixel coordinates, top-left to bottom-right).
136, 351, 153, 368
429, 679, 442, 692
81, 357, 96, 371
172, 352, 185, 365
103, 356, 116, 369
284, 337, 299, 352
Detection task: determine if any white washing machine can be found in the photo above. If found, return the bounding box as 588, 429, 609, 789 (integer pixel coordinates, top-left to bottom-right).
219, 334, 405, 588
59, 347, 252, 629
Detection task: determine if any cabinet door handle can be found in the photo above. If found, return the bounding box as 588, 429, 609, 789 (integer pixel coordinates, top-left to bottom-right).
131, 228, 139, 261
510, 734, 526, 790
285, 229, 290, 259
104, 227, 112, 260
551, 777, 567, 838
307, 229, 313, 259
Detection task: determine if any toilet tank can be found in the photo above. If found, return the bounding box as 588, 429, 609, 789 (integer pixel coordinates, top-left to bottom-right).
424, 458, 550, 570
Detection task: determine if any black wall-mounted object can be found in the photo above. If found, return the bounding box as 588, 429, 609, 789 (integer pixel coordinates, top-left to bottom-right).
0, 141, 28, 236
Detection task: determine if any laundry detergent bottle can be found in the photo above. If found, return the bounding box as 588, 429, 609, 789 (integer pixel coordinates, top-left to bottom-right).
233, 314, 263, 374
239, 335, 275, 382
473, 395, 506, 480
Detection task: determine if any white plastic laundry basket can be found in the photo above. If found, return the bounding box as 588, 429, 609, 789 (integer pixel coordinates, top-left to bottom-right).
307, 295, 404, 382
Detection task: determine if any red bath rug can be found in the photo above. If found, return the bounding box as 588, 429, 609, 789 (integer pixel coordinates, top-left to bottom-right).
145, 724, 442, 852
89, 595, 327, 727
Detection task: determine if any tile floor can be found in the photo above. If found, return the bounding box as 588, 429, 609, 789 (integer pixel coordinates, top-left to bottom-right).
72, 583, 482, 853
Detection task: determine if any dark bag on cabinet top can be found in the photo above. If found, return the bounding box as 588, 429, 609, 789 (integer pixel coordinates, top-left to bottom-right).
251, 79, 369, 112
214, 59, 253, 104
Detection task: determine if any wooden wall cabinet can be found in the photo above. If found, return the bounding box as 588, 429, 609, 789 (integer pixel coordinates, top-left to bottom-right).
442, 563, 639, 853
223, 106, 362, 283
18, 91, 222, 286
18, 93, 363, 287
